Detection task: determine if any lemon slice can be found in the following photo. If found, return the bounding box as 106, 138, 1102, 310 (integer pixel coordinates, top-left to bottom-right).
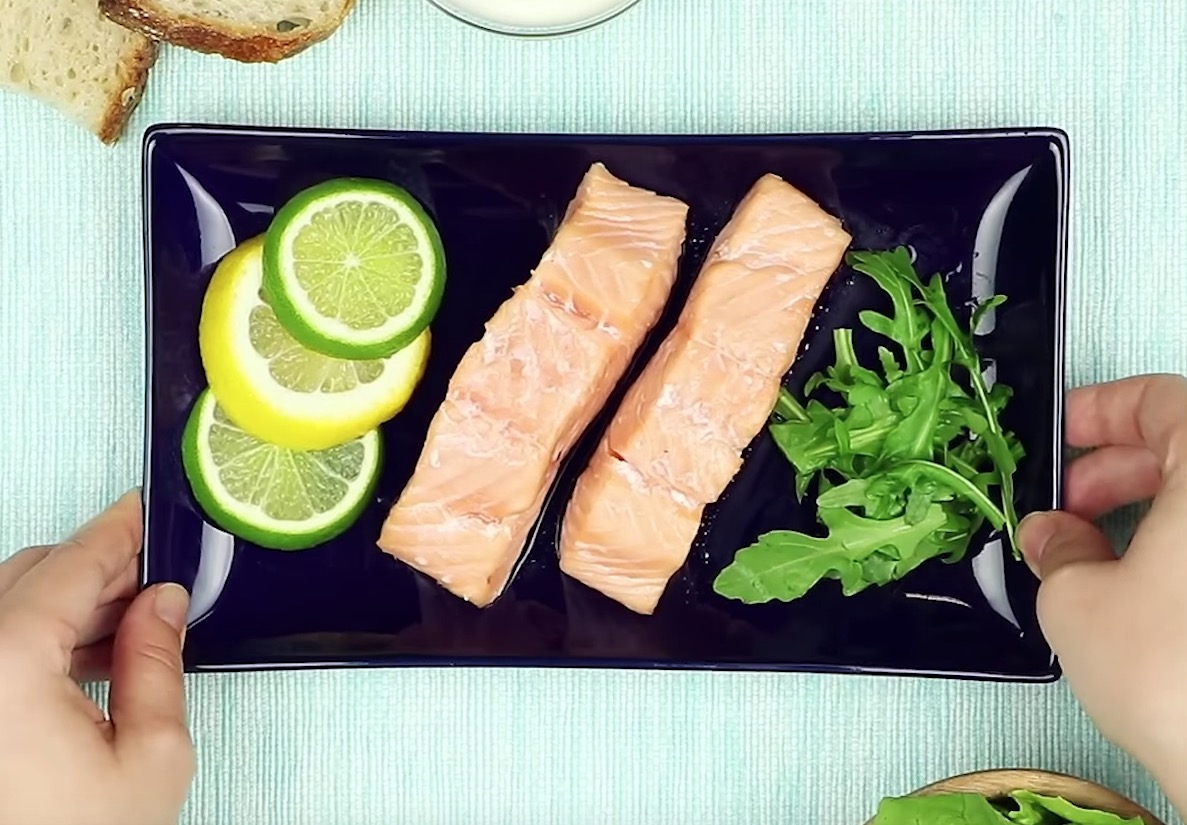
262, 177, 446, 359
182, 389, 381, 550
199, 236, 430, 451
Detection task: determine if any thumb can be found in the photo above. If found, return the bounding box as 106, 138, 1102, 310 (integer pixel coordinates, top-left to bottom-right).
1018, 510, 1116, 657
1017, 510, 1117, 580
108, 583, 195, 784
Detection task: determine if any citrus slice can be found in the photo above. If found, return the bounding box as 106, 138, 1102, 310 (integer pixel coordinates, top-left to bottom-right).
262, 177, 446, 359
199, 235, 430, 451
181, 389, 382, 551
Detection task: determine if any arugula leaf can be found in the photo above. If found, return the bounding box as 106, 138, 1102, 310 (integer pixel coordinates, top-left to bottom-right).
772, 387, 809, 423
769, 411, 898, 477
878, 335, 950, 463
972, 293, 1008, 333
877, 345, 904, 382
1004, 791, 1144, 825
897, 460, 1008, 531
712, 505, 947, 604
848, 248, 929, 372
869, 792, 1143, 825
915, 271, 1022, 547
1007, 793, 1068, 825
871, 794, 1012, 825
713, 246, 1026, 606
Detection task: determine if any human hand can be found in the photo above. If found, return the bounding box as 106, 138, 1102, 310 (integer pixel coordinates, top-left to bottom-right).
0, 490, 194, 825
1018, 374, 1187, 809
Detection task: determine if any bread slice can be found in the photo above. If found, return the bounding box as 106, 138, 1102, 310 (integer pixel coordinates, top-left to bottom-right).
1, 0, 158, 144
99, 0, 357, 63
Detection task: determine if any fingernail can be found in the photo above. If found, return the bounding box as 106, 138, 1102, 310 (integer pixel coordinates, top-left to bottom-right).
1017, 511, 1056, 562
153, 583, 190, 633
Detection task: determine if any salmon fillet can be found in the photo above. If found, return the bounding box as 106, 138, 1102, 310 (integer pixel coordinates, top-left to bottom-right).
559, 173, 852, 615
377, 163, 689, 607
560, 446, 705, 616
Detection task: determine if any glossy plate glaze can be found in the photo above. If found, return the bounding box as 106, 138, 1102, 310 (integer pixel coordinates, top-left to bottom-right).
142, 125, 1068, 679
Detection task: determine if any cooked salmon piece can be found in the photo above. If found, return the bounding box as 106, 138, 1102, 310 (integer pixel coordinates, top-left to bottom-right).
561, 446, 705, 616
534, 192, 685, 332
377, 163, 689, 607
378, 502, 541, 605
605, 327, 779, 503
559, 173, 851, 615
390, 396, 551, 519
684, 177, 853, 379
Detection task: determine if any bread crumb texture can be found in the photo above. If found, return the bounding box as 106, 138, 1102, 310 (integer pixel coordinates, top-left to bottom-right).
1, 0, 157, 143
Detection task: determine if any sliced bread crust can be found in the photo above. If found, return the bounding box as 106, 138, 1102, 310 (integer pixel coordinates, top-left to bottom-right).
97, 38, 158, 143
99, 0, 357, 63
0, 0, 158, 144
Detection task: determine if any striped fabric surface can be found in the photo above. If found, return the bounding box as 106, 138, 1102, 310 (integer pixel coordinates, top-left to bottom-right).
0, 1, 1183, 822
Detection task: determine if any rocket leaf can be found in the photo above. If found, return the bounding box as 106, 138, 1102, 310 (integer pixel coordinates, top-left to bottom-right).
714, 247, 1025, 605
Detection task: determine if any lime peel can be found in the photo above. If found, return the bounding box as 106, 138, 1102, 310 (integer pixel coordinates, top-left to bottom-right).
262, 177, 446, 359
182, 390, 382, 551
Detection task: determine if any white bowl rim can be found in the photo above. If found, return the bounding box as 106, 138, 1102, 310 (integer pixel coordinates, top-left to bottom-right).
425, 0, 644, 37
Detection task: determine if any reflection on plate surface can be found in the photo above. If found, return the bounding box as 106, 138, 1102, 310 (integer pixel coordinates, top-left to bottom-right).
967, 164, 1034, 634
142, 125, 1068, 680
186, 523, 235, 627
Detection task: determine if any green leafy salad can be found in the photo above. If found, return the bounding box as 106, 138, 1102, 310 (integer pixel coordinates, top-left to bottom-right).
714, 247, 1025, 605
871, 790, 1144, 824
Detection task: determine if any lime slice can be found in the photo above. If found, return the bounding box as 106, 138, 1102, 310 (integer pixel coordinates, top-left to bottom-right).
182, 389, 382, 551
262, 177, 446, 359
199, 235, 430, 451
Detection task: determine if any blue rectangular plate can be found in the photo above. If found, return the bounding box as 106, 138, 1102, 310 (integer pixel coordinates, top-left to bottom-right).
142, 124, 1068, 680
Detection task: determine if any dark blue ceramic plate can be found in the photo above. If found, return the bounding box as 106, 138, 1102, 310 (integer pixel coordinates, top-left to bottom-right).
142, 125, 1068, 680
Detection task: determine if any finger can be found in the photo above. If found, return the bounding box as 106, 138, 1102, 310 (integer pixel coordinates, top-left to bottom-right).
71, 640, 114, 683
1064, 445, 1162, 520
1066, 375, 1187, 477
78, 598, 131, 649
0, 491, 142, 659
0, 549, 135, 615
1019, 512, 1117, 660
1018, 509, 1117, 580
109, 583, 195, 789
98, 557, 139, 606
0, 545, 51, 596
0, 548, 135, 608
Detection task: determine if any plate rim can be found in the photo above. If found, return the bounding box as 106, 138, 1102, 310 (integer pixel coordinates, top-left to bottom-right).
140, 121, 1071, 148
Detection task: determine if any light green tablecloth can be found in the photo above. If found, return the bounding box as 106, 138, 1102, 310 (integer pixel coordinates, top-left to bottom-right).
2, 1, 1184, 822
